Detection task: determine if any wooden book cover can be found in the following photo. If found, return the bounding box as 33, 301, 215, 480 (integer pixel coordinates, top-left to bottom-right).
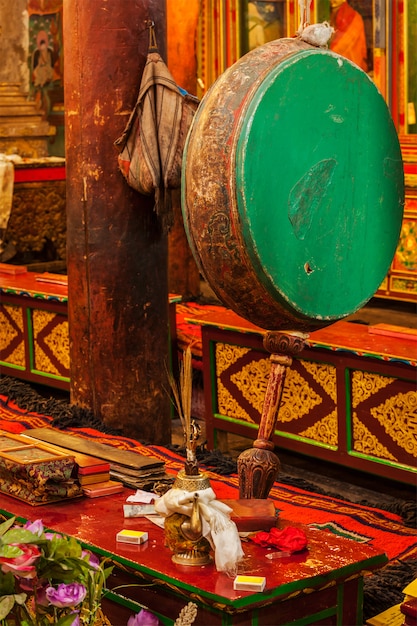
21, 432, 110, 475
24, 428, 164, 471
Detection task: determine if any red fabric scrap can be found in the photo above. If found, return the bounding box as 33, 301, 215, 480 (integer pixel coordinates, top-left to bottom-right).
250, 526, 308, 553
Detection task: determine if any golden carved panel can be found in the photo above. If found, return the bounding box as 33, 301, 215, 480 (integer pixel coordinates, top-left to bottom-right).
279, 365, 324, 423
351, 370, 394, 407
370, 391, 417, 457
0, 304, 25, 366
215, 344, 335, 433
353, 414, 397, 461
215, 343, 252, 376
300, 410, 338, 446
301, 360, 337, 403
230, 357, 270, 415
217, 379, 255, 424
32, 309, 69, 375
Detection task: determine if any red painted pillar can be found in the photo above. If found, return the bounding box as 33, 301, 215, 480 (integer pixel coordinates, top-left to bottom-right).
64, 0, 171, 444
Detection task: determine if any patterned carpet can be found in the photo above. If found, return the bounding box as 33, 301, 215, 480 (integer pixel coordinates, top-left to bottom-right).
0, 377, 416, 621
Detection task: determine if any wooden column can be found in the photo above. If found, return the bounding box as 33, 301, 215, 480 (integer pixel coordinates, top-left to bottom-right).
64, 0, 171, 444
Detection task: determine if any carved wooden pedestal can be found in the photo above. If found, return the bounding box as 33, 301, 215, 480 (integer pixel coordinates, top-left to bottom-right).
238, 330, 307, 498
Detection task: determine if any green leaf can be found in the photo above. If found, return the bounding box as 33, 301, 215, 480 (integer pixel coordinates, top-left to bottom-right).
11, 592, 27, 606
0, 570, 17, 595
0, 544, 24, 558
0, 517, 15, 538
2, 528, 38, 545
0, 595, 15, 620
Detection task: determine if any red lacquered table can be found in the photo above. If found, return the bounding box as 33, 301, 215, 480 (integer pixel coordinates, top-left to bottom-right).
0, 490, 387, 625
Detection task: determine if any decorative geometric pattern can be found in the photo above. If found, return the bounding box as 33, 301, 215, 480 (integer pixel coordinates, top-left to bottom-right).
351, 369, 417, 465
370, 391, 417, 457
32, 309, 70, 377
214, 342, 338, 446
353, 414, 397, 461
351, 370, 394, 407
309, 521, 371, 544
300, 410, 338, 446
0, 304, 25, 367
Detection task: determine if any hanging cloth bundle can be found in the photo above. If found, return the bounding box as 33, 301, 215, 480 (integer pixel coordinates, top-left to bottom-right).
114, 23, 200, 230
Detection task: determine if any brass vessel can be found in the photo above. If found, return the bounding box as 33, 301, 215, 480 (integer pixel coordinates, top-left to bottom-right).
166, 470, 213, 566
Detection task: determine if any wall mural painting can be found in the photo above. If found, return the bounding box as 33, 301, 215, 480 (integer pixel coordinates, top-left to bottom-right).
28, 0, 64, 119
317, 0, 371, 74
247, 1, 286, 51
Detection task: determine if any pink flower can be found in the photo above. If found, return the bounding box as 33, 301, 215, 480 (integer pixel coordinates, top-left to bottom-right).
44, 532, 62, 540
82, 549, 100, 569
128, 609, 160, 626
45, 582, 87, 608
24, 519, 44, 536
0, 543, 41, 579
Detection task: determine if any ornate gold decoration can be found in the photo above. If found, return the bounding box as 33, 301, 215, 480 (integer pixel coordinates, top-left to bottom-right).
278, 365, 322, 423
217, 379, 255, 423
215, 342, 250, 376
32, 309, 69, 375
301, 360, 337, 403
0, 304, 25, 366
353, 414, 397, 460
43, 322, 70, 368
299, 410, 338, 446
351, 370, 394, 407
230, 357, 270, 414
216, 346, 333, 427
370, 391, 417, 457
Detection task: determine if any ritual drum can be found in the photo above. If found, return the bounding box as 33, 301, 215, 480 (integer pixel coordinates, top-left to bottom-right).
182, 38, 404, 331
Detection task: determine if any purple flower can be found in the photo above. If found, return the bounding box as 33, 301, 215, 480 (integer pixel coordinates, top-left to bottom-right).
45, 582, 87, 608
24, 519, 44, 536
44, 532, 62, 540
128, 609, 160, 626
82, 549, 100, 569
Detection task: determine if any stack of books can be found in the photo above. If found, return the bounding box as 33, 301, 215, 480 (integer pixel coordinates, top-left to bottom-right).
22, 428, 171, 495
0, 430, 83, 504
21, 431, 123, 498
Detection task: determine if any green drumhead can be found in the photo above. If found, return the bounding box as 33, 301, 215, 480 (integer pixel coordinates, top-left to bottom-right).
236, 49, 403, 321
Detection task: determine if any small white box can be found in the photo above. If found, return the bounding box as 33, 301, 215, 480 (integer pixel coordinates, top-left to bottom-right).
233, 575, 266, 592
116, 529, 148, 544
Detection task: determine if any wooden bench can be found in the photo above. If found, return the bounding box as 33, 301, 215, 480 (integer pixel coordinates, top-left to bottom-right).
186, 308, 417, 485
0, 266, 181, 390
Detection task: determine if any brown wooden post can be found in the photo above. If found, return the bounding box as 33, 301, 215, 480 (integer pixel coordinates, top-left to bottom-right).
64, 0, 171, 444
